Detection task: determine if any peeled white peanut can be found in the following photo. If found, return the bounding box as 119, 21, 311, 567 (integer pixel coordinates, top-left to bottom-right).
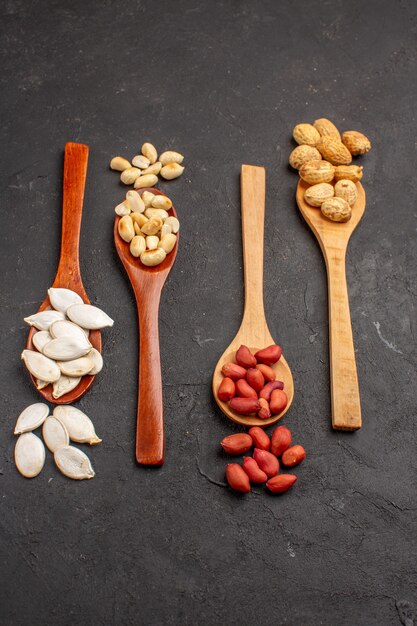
134, 222, 143, 236
160, 163, 184, 180
140, 248, 166, 267
131, 212, 148, 228
159, 233, 177, 254
146, 236, 159, 250
164, 216, 180, 233
120, 168, 141, 185
141, 217, 163, 236
110, 156, 131, 171
141, 143, 158, 164
151, 195, 172, 210
145, 208, 169, 220
130, 235, 146, 257
142, 191, 155, 207
141, 162, 162, 176
161, 223, 172, 237
159, 151, 184, 166
126, 190, 145, 213
118, 215, 135, 242
132, 155, 150, 169
134, 174, 158, 189
115, 201, 131, 216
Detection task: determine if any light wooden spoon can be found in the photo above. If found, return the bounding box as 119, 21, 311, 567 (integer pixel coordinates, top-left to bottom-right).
26, 142, 102, 404
114, 188, 178, 466
296, 179, 366, 430
212, 165, 294, 427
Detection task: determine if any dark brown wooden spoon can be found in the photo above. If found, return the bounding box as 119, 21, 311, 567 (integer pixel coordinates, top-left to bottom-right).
25, 142, 101, 403
114, 188, 178, 466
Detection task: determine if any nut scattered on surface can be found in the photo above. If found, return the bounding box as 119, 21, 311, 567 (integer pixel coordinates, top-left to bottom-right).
141, 142, 158, 164
120, 167, 141, 185
321, 197, 352, 222
304, 183, 335, 207
159, 151, 184, 166
160, 163, 184, 180
334, 179, 357, 207
133, 174, 158, 189
342, 130, 371, 155
110, 156, 131, 171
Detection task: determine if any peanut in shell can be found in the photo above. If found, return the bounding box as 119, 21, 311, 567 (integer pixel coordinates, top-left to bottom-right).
299, 159, 335, 185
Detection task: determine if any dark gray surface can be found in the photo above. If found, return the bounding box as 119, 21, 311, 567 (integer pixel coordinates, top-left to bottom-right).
1, 1, 416, 624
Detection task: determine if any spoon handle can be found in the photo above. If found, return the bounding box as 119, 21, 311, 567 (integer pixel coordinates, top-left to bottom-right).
240, 165, 267, 344
54, 142, 89, 288
136, 277, 165, 465
327, 250, 362, 430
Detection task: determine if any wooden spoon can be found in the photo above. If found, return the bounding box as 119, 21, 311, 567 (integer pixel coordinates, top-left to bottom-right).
296, 179, 366, 430
212, 165, 294, 427
114, 189, 178, 466
26, 142, 101, 404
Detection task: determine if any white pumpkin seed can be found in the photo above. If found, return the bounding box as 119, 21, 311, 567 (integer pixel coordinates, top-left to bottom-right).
57, 354, 95, 377
88, 348, 103, 375
15, 433, 45, 478
42, 336, 92, 361
36, 379, 49, 390
49, 319, 89, 340
24, 310, 66, 331
32, 330, 52, 352
48, 288, 83, 313
66, 304, 114, 330
21, 349, 61, 382
42, 416, 69, 452
54, 405, 102, 445
54, 445, 95, 480
14, 403, 49, 435
52, 375, 82, 399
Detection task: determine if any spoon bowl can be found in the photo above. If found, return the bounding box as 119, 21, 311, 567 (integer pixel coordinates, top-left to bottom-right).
25, 143, 101, 404
212, 165, 294, 428
114, 187, 178, 466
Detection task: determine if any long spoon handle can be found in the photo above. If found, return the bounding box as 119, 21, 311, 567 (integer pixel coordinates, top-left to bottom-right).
240, 165, 267, 344
327, 250, 362, 430
54, 142, 89, 288
135, 277, 164, 465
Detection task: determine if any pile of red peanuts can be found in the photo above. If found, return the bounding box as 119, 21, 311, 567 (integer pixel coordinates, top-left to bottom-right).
218, 344, 287, 419
222, 426, 306, 494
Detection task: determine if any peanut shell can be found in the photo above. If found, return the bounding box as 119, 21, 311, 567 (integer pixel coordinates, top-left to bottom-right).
304, 183, 335, 207
317, 137, 352, 165
342, 131, 371, 155
334, 165, 363, 182
321, 197, 351, 222
334, 179, 357, 207
313, 118, 341, 141
289, 145, 321, 170
299, 159, 335, 185
293, 124, 320, 147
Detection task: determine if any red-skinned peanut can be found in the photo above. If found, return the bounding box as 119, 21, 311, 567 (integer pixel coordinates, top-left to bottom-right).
255, 344, 282, 365
253, 448, 279, 477
258, 398, 271, 420
236, 379, 258, 399
242, 457, 268, 483
221, 363, 247, 381
270, 389, 288, 415
220, 433, 253, 455
256, 364, 276, 382
281, 445, 306, 467
217, 377, 236, 402
266, 474, 297, 493
271, 426, 292, 456
229, 397, 260, 415
226, 464, 251, 493
248, 427, 270, 451
259, 380, 284, 402
235, 345, 257, 368
246, 368, 264, 392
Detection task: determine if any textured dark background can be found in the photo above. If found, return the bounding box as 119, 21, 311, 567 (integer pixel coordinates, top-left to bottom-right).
1, 1, 416, 625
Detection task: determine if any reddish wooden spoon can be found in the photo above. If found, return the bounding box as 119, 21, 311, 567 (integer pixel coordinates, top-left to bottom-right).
114, 188, 178, 466
25, 142, 101, 403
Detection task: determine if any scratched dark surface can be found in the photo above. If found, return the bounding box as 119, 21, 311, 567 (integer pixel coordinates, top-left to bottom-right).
0, 1, 416, 625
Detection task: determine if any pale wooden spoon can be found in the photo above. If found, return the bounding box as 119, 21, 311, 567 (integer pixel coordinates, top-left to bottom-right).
212, 165, 294, 427
296, 179, 366, 430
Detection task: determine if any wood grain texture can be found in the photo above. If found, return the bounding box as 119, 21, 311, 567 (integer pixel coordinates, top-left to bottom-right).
26, 142, 101, 404
296, 179, 365, 430
114, 188, 178, 465
212, 165, 294, 427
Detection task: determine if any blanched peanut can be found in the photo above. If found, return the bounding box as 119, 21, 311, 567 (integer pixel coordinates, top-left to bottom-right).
118, 215, 135, 242
145, 208, 169, 220
141, 143, 158, 164
142, 191, 155, 207
134, 222, 143, 236
151, 195, 172, 210
141, 217, 163, 236
131, 212, 148, 228
115, 201, 130, 216
132, 155, 150, 169
141, 162, 162, 176
130, 235, 146, 257
140, 248, 166, 266
164, 216, 179, 233
133, 174, 158, 189
146, 236, 159, 250
126, 190, 145, 213
110, 156, 131, 171
159, 151, 184, 166
120, 167, 141, 185
159, 233, 177, 253
160, 163, 184, 180
160, 223, 172, 237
